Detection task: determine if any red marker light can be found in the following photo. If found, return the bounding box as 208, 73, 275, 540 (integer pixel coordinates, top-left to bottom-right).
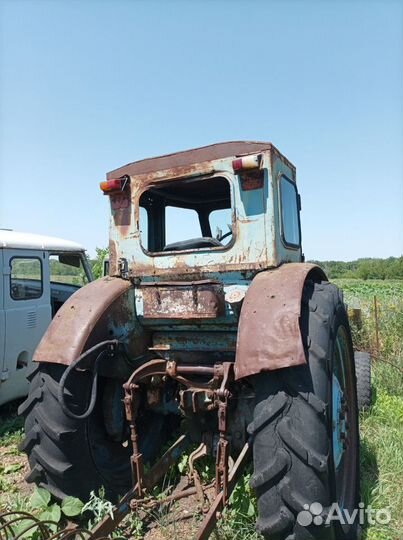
232, 154, 262, 172
232, 158, 244, 172
99, 176, 129, 194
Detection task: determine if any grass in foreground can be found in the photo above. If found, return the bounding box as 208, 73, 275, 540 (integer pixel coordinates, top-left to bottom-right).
337, 279, 403, 539
0, 400, 30, 501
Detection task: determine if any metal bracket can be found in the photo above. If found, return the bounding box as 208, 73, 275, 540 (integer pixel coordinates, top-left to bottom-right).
118, 257, 129, 279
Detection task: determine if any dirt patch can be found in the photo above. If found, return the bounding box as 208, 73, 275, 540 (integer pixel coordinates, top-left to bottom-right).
143, 496, 203, 540
0, 445, 32, 500
137, 482, 216, 540
0, 400, 33, 507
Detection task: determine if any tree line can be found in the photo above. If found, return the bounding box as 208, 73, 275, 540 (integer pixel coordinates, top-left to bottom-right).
308, 257, 403, 280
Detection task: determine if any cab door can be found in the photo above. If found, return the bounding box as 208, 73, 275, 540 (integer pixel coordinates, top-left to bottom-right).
1, 249, 51, 403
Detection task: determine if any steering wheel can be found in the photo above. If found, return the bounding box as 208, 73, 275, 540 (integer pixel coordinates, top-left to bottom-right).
217, 230, 232, 242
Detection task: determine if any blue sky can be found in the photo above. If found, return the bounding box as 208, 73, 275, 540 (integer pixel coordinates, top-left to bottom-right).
1, 0, 402, 260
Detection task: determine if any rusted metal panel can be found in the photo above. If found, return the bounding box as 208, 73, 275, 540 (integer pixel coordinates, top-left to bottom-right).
106, 141, 292, 179
33, 277, 136, 365
151, 331, 237, 352
108, 238, 118, 276
234, 263, 326, 380
110, 190, 132, 238
140, 280, 224, 319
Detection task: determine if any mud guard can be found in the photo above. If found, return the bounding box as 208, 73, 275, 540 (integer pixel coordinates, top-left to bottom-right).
234, 263, 326, 380
34, 277, 144, 365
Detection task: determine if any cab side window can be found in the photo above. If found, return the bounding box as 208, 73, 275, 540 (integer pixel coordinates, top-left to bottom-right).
10, 257, 43, 300
280, 176, 301, 247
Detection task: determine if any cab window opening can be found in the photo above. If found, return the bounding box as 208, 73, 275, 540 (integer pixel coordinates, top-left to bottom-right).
139, 176, 232, 253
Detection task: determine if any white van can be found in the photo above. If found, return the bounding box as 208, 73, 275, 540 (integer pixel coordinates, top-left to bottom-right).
0, 230, 93, 405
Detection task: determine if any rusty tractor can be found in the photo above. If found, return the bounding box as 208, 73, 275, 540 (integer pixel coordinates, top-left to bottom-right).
19, 142, 360, 540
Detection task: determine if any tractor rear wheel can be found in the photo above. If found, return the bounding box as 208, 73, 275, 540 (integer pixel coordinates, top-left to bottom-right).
249, 280, 360, 540
18, 363, 173, 501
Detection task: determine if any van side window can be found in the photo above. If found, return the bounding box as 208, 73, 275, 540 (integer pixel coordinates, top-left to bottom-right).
10, 257, 43, 300
280, 176, 301, 247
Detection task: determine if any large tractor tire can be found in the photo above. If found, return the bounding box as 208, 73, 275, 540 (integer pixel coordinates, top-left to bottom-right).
250, 280, 360, 540
354, 351, 372, 411
18, 363, 173, 501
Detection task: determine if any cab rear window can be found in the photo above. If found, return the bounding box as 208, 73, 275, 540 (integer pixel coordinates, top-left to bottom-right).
139, 176, 232, 253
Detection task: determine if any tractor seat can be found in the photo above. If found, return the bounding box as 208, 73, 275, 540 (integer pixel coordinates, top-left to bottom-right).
163, 237, 222, 252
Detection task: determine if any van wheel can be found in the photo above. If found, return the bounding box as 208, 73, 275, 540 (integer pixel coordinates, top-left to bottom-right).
18, 363, 173, 501
249, 281, 360, 540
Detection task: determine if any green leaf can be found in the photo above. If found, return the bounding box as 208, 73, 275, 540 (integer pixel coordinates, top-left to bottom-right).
4, 463, 24, 474
13, 519, 37, 539
40, 503, 61, 524
247, 500, 256, 517
30, 487, 51, 509
177, 455, 188, 474
62, 496, 84, 517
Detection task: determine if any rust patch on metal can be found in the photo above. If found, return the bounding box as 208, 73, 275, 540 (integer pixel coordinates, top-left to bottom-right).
108, 238, 118, 276
129, 259, 265, 281
140, 280, 224, 319
132, 163, 214, 188
106, 141, 280, 179
110, 191, 132, 238
234, 263, 326, 380
33, 277, 134, 365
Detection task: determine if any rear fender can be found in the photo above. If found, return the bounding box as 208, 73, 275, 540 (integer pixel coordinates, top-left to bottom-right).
234, 263, 326, 380
34, 277, 147, 365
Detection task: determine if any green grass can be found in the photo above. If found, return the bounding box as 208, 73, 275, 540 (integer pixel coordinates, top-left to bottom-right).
0, 403, 24, 446
335, 279, 403, 539
0, 401, 28, 504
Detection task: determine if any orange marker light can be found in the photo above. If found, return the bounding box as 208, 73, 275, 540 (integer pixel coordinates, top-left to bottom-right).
99, 177, 129, 194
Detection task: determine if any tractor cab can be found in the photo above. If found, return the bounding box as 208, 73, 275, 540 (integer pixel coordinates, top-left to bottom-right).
102, 141, 303, 282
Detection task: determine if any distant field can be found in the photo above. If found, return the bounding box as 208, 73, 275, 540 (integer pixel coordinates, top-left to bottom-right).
16, 275, 85, 286
51, 276, 84, 286
335, 278, 403, 303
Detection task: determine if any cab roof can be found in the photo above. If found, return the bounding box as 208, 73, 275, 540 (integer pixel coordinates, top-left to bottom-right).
0, 230, 86, 252
107, 140, 294, 179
